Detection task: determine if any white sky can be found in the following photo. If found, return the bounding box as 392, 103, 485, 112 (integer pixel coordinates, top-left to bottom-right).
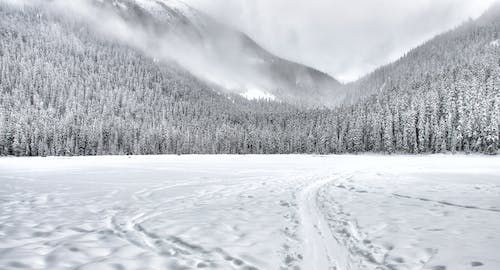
185, 0, 496, 82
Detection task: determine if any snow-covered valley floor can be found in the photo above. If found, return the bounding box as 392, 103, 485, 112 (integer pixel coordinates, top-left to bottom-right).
0, 155, 499, 270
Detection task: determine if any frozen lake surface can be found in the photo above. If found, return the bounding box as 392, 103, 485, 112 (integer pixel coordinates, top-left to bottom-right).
0, 155, 499, 270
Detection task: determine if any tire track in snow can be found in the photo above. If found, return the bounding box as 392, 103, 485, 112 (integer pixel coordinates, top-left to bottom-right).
298, 175, 346, 270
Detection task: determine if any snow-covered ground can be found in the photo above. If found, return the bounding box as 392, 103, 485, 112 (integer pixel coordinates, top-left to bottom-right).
0, 155, 499, 270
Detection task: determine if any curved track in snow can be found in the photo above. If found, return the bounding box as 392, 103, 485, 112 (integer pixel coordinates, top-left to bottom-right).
297, 176, 339, 270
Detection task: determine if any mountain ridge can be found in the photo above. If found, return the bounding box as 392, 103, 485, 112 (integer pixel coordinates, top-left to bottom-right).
338, 0, 500, 104
96, 0, 342, 105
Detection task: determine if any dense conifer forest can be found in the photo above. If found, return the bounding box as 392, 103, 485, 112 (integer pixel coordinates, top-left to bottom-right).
0, 3, 498, 155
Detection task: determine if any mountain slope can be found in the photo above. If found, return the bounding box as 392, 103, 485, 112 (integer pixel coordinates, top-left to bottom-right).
0, 2, 336, 156
331, 1, 499, 153
339, 1, 500, 105
98, 0, 342, 105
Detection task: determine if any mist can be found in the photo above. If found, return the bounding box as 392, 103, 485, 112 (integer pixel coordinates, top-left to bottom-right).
4, 0, 494, 99
5, 0, 280, 98
186, 0, 496, 82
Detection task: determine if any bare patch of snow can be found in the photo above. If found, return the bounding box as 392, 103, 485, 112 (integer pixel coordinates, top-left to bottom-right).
134, 0, 200, 24
240, 87, 276, 101
112, 0, 127, 10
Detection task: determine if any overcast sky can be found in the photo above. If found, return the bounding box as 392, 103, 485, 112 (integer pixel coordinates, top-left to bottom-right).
185, 0, 495, 82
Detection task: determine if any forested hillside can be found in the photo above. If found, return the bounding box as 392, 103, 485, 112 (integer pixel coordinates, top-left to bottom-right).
100, 0, 342, 106
342, 2, 499, 104
337, 3, 499, 154
0, 1, 498, 155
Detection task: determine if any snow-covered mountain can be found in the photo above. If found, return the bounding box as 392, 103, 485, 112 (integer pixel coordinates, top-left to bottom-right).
339, 1, 500, 105
96, 0, 342, 105
0, 0, 497, 156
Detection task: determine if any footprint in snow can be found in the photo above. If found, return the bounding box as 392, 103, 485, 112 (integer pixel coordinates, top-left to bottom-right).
471, 261, 484, 267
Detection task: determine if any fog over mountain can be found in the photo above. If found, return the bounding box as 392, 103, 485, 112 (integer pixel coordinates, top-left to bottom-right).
187, 0, 496, 82
0, 0, 498, 156
2, 0, 339, 105
35, 0, 342, 105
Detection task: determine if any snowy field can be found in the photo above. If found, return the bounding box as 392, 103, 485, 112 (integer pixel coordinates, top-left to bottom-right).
0, 155, 499, 270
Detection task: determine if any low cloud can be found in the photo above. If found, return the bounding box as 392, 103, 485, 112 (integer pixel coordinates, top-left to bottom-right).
3, 0, 280, 96
4, 0, 494, 87
187, 0, 495, 82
